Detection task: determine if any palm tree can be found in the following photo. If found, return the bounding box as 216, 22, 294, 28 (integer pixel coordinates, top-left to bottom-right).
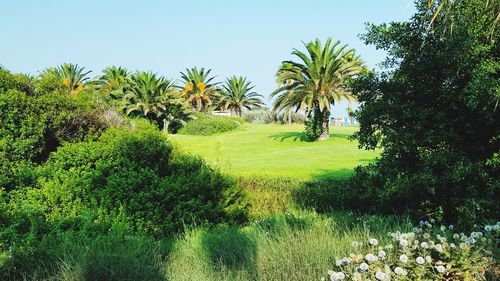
99, 66, 130, 99
54, 63, 91, 95
347, 106, 354, 125
179, 67, 220, 112
219, 76, 264, 116
271, 38, 364, 141
122, 71, 187, 132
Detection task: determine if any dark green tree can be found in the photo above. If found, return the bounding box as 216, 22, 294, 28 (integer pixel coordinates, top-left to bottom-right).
350, 0, 499, 225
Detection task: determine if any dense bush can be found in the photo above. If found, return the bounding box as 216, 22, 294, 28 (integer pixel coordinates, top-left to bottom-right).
178, 113, 243, 135
0, 121, 247, 279
342, 0, 499, 226
8, 122, 247, 237
0, 90, 114, 191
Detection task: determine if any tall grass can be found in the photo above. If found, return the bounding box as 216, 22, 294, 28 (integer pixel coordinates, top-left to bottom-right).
165, 211, 410, 281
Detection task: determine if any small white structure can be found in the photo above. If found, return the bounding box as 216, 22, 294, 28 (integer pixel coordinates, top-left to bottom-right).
331, 117, 343, 127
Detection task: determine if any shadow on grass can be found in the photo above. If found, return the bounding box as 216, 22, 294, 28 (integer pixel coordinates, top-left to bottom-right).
269, 131, 307, 142
200, 226, 257, 272
293, 169, 354, 214
269, 131, 353, 142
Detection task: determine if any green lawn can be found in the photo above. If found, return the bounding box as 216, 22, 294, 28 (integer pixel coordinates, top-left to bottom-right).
169, 123, 379, 179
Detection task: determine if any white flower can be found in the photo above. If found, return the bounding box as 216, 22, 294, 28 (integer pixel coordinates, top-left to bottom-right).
369, 238, 378, 246
430, 219, 435, 223
436, 265, 446, 273
331, 272, 345, 280
359, 262, 369, 271
375, 271, 387, 280
453, 233, 460, 240
425, 256, 432, 263
335, 259, 343, 266
378, 250, 386, 259
494, 225, 500, 231
423, 233, 430, 239
485, 225, 493, 232
399, 239, 408, 247
353, 272, 362, 281
450, 243, 456, 248
459, 243, 467, 249
420, 242, 429, 249
440, 225, 446, 231
434, 244, 443, 252
416, 257, 425, 265
400, 233, 408, 240
399, 254, 408, 263
365, 253, 378, 263
449, 225, 454, 230
394, 267, 406, 276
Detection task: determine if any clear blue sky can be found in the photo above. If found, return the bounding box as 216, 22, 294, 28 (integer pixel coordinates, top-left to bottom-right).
1, 0, 415, 117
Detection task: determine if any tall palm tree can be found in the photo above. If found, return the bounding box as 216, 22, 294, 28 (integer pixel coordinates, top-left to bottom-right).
271, 38, 364, 141
54, 63, 91, 95
219, 76, 264, 116
179, 67, 220, 112
99, 66, 130, 99
122, 71, 186, 131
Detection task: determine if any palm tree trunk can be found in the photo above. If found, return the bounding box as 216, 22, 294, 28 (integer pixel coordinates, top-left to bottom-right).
162, 119, 170, 133
318, 110, 330, 141
287, 111, 292, 124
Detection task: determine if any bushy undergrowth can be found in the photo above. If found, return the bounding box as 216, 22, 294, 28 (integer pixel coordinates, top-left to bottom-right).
178, 113, 243, 135
0, 90, 116, 191
0, 122, 248, 280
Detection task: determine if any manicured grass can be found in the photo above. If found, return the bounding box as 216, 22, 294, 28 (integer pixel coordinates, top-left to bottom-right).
169, 123, 379, 180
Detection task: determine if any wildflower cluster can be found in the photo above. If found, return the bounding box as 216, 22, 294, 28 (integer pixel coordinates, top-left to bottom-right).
325, 221, 499, 280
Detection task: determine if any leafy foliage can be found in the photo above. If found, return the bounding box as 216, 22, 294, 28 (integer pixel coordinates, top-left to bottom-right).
8, 122, 247, 238
348, 0, 499, 226
0, 86, 111, 191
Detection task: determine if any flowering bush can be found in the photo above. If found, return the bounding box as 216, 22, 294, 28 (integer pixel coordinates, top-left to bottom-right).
325, 220, 499, 280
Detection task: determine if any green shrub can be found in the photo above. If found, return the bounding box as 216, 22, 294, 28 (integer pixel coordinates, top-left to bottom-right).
348, 0, 499, 227
297, 153, 499, 228
0, 69, 34, 95
178, 115, 242, 135
12, 122, 247, 237
0, 90, 114, 191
